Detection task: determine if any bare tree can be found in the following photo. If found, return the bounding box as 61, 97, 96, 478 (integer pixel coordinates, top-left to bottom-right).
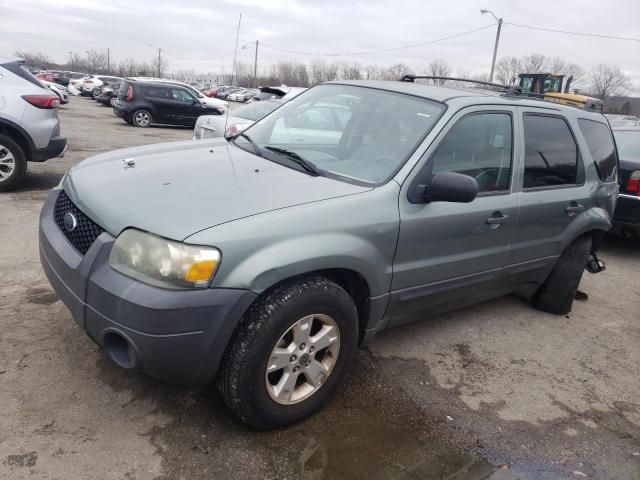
384, 63, 412, 81
363, 64, 385, 80
427, 59, 451, 84
495, 56, 521, 85
13, 51, 56, 70
338, 62, 362, 80
521, 54, 546, 73
546, 57, 586, 89
589, 64, 630, 101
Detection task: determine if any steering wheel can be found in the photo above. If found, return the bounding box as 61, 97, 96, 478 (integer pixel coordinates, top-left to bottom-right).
474, 168, 503, 190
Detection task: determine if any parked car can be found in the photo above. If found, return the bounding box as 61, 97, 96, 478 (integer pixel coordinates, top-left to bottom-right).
229, 88, 259, 103
41, 80, 69, 105
57, 71, 86, 87
605, 114, 640, 127
250, 85, 307, 102
216, 86, 244, 100
113, 78, 224, 127
193, 99, 282, 140
95, 83, 120, 107
40, 80, 616, 428
35, 72, 57, 83
0, 57, 66, 191
202, 86, 222, 97
124, 77, 227, 110
80, 75, 121, 96
611, 126, 640, 238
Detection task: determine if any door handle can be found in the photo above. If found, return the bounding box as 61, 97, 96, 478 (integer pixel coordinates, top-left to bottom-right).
485, 212, 510, 225
565, 202, 584, 214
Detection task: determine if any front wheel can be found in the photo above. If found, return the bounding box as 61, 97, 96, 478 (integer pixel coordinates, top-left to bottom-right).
216, 276, 358, 429
132, 110, 152, 127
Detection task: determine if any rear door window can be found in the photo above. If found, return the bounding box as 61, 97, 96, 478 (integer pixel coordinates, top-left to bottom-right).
142, 86, 170, 99
577, 119, 618, 182
523, 114, 580, 189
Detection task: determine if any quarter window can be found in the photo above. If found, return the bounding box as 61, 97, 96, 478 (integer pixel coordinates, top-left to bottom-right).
578, 119, 618, 182
523, 115, 579, 189
430, 112, 513, 193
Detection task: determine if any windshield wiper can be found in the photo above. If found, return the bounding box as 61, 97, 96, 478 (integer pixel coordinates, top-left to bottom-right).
235, 132, 263, 157
264, 146, 321, 176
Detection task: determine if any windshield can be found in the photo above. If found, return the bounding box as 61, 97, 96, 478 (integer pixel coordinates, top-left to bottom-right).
614, 131, 640, 160
234, 84, 445, 184
234, 101, 281, 121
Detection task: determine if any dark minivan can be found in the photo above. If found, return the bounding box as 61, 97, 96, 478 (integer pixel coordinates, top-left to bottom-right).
114, 79, 224, 128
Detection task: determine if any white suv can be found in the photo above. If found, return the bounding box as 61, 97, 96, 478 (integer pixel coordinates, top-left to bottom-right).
0, 57, 67, 191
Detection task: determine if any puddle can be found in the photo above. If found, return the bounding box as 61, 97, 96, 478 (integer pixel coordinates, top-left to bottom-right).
97, 353, 501, 479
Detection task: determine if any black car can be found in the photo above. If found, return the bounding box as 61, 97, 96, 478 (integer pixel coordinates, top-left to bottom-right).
114, 79, 224, 127
612, 126, 640, 238
96, 83, 120, 107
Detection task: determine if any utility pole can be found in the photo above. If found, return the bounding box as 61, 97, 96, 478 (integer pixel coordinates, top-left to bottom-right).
480, 9, 502, 83
254, 40, 259, 87
148, 44, 162, 78
107, 48, 110, 74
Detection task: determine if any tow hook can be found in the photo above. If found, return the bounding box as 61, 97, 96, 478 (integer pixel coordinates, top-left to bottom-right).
586, 252, 606, 274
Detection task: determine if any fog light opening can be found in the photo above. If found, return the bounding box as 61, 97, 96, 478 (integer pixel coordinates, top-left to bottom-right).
104, 331, 137, 369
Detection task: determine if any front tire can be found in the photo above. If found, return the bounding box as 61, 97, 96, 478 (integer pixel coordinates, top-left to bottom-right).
216, 276, 358, 429
533, 235, 592, 315
0, 134, 27, 192
132, 110, 152, 128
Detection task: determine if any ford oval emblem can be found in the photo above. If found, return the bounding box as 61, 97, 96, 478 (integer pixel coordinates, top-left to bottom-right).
63, 212, 78, 232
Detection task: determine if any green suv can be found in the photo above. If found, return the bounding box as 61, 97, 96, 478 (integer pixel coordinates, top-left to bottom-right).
40, 80, 618, 428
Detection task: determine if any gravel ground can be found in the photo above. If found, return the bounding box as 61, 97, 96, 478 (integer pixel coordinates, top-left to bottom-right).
1, 96, 639, 480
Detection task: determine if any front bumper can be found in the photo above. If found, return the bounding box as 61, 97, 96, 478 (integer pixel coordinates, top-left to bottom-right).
612, 193, 640, 238
39, 189, 257, 385
32, 136, 67, 162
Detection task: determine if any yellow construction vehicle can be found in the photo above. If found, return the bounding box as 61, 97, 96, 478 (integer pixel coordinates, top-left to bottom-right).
518, 73, 603, 111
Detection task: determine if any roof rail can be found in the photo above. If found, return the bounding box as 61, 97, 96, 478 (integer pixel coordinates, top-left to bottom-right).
400, 74, 508, 90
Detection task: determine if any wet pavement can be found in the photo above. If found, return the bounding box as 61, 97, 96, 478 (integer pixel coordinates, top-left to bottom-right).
1, 97, 639, 479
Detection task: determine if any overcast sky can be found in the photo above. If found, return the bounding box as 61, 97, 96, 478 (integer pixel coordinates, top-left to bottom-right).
1, 0, 639, 93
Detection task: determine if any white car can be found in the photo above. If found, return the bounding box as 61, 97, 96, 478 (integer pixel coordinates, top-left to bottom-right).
81, 75, 121, 96
193, 99, 281, 140
126, 77, 228, 111
40, 80, 69, 104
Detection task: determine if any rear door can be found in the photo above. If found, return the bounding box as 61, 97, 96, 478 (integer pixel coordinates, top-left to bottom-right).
169, 87, 202, 126
140, 85, 174, 123
509, 108, 593, 269
390, 106, 520, 325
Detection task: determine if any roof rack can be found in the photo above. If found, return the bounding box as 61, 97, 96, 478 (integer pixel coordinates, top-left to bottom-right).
400, 74, 509, 91
399, 74, 602, 112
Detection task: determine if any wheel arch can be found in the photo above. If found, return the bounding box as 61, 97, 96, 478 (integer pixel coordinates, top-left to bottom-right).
0, 119, 35, 161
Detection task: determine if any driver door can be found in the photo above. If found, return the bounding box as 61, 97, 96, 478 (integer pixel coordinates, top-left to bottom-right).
389, 106, 520, 326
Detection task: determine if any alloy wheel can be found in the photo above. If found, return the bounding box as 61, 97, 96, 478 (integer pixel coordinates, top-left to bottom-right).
134, 111, 151, 127
0, 144, 16, 182
265, 314, 340, 405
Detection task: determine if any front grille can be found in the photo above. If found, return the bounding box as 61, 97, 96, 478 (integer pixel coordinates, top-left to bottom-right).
54, 190, 104, 255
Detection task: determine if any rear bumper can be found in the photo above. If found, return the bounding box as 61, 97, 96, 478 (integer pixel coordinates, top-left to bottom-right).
39, 189, 257, 385
32, 135, 67, 162
612, 194, 640, 238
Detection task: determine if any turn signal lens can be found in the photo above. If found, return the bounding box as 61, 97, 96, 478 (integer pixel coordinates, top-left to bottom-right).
185, 260, 217, 283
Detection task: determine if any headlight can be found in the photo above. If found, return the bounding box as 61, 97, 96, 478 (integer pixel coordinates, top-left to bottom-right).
109, 229, 221, 289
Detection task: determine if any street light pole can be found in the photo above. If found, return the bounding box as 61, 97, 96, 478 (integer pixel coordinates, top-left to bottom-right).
481, 9, 502, 83
106, 48, 110, 74
148, 44, 162, 78
241, 41, 259, 87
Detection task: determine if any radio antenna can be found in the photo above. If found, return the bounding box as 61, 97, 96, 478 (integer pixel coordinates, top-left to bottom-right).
225, 13, 243, 135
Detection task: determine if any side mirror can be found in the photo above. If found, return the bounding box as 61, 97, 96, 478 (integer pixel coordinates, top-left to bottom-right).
421, 171, 478, 203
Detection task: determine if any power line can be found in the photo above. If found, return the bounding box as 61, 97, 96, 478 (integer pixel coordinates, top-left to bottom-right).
260, 24, 497, 57
505, 22, 640, 42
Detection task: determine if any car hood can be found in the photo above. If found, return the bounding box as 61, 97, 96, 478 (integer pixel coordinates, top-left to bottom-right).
62, 139, 370, 241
